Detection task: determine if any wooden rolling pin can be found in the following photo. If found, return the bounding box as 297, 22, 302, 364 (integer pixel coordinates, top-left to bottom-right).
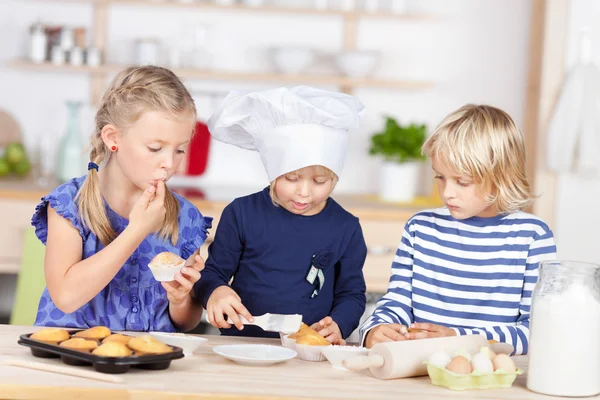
343, 334, 489, 380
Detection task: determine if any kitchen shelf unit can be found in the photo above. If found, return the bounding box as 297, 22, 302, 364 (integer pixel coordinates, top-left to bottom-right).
13, 0, 436, 103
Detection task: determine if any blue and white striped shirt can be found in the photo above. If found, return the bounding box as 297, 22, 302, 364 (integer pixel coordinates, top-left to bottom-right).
359, 208, 557, 355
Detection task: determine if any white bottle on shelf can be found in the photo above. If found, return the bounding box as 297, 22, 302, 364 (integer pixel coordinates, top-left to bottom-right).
51, 46, 66, 65
391, 0, 408, 14
340, 0, 355, 11
314, 0, 328, 10
364, 0, 379, 13
70, 47, 84, 66
60, 27, 75, 51
86, 47, 101, 66
29, 21, 47, 64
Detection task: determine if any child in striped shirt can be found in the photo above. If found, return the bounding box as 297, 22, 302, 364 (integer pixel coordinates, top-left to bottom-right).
360, 104, 557, 355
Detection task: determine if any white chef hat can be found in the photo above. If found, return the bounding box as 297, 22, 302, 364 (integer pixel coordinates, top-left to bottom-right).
208, 86, 365, 182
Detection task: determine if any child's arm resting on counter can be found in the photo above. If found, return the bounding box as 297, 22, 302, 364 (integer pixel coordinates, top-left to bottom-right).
410, 230, 557, 355
359, 223, 416, 346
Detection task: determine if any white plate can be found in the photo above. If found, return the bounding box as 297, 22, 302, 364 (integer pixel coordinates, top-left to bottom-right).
213, 344, 297, 366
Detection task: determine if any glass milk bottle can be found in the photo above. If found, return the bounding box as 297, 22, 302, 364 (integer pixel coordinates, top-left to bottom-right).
527, 261, 600, 397
56, 101, 86, 183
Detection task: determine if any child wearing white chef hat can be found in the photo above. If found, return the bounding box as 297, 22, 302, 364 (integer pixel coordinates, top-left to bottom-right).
193, 86, 368, 343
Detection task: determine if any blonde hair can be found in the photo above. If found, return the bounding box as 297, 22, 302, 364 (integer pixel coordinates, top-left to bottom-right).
422, 104, 533, 214
269, 166, 339, 207
77, 66, 196, 246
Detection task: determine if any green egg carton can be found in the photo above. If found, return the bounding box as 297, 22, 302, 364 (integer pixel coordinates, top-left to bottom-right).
426, 363, 524, 391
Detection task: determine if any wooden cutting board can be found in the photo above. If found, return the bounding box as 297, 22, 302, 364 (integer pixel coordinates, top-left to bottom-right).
0, 109, 23, 147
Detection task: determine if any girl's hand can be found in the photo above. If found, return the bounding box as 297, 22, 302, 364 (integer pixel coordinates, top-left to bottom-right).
407, 323, 456, 340
206, 286, 254, 331
311, 316, 345, 345
162, 254, 205, 305
364, 323, 409, 348
128, 181, 166, 237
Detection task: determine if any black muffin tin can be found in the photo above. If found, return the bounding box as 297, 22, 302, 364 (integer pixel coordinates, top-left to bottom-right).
18, 330, 184, 374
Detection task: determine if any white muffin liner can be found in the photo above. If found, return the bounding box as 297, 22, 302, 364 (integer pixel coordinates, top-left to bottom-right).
279, 333, 297, 350
294, 343, 329, 362
148, 260, 185, 282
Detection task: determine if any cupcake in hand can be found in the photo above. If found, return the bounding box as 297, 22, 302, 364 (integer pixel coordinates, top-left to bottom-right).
148, 252, 186, 282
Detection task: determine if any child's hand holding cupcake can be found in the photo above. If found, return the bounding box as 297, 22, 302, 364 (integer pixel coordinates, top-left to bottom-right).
162, 253, 205, 305
148, 251, 205, 305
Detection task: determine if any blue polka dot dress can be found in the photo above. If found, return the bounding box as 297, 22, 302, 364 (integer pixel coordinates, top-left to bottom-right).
31, 176, 212, 332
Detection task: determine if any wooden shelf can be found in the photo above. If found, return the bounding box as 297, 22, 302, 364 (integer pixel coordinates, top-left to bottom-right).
8, 60, 435, 90
37, 0, 433, 20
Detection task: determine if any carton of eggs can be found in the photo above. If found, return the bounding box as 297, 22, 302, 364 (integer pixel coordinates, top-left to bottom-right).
425, 346, 522, 391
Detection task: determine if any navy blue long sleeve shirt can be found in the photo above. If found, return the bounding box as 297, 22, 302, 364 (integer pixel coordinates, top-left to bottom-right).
194, 187, 367, 339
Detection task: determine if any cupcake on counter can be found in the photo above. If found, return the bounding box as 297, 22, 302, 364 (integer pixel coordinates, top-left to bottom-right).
282, 322, 330, 361
30, 328, 70, 344
59, 338, 99, 352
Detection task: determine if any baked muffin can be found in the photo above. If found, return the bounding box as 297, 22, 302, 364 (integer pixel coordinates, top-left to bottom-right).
288, 323, 330, 346
149, 252, 185, 269
148, 252, 186, 282
30, 328, 70, 344
59, 338, 98, 352
288, 323, 311, 339
92, 341, 132, 357
295, 332, 330, 346
128, 335, 172, 355
103, 333, 133, 346
73, 326, 111, 341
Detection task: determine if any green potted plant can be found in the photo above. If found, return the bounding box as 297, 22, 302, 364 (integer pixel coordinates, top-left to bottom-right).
369, 116, 427, 202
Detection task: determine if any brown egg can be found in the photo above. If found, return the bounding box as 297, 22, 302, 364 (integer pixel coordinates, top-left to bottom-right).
488, 348, 497, 361
492, 354, 516, 373
446, 356, 473, 375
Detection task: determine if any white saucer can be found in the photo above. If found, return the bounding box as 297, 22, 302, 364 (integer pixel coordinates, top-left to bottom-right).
213, 344, 297, 366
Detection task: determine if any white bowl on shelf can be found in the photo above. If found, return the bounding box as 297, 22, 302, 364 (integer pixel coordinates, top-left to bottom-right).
321, 345, 369, 370
335, 50, 381, 78
149, 332, 207, 356
269, 47, 316, 75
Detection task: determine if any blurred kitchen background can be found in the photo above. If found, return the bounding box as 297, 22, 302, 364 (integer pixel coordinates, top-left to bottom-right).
0, 0, 598, 339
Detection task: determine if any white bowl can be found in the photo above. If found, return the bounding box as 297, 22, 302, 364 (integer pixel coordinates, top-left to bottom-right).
269, 47, 315, 75
149, 332, 207, 356
335, 50, 381, 78
321, 345, 369, 370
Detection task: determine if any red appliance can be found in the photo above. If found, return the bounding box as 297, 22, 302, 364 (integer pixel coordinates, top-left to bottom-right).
186, 120, 211, 176
173, 120, 211, 199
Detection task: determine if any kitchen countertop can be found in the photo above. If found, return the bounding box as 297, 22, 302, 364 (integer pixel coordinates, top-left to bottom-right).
0, 324, 588, 400
0, 178, 442, 221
